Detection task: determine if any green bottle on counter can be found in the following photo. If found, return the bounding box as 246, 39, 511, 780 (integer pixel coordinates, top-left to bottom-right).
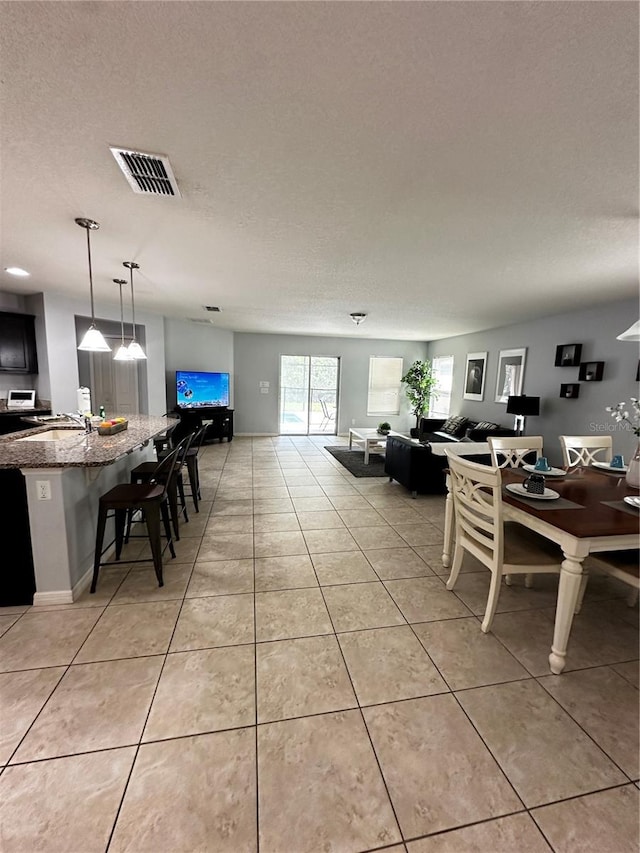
99, 405, 106, 419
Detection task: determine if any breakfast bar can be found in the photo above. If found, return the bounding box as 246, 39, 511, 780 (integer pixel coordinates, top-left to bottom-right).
0, 415, 170, 605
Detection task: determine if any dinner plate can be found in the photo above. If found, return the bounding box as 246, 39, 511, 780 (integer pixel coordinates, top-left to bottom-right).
522, 464, 566, 477
506, 483, 560, 501
592, 461, 628, 473
623, 496, 640, 509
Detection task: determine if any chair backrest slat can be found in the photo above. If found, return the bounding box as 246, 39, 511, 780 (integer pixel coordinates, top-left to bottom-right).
488, 436, 543, 468
559, 435, 613, 467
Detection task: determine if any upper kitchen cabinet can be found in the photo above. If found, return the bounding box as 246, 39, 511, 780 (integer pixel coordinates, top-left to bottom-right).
0, 311, 38, 373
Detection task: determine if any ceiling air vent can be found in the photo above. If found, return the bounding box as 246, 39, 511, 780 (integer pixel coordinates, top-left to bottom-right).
204, 306, 221, 312
109, 147, 181, 197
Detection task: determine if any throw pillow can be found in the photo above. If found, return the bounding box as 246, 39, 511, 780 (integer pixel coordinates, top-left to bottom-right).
474, 421, 500, 432
440, 415, 469, 437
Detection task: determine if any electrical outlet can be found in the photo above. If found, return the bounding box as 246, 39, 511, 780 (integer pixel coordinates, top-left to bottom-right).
36, 480, 51, 501
351, 419, 356, 425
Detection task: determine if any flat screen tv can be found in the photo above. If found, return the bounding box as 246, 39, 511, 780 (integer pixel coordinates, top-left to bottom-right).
176, 370, 230, 408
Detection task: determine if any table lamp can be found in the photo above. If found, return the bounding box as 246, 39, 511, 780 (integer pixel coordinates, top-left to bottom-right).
507, 395, 540, 436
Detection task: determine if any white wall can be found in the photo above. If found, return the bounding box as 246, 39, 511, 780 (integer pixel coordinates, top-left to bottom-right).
234, 333, 427, 435
163, 319, 234, 411
427, 298, 640, 466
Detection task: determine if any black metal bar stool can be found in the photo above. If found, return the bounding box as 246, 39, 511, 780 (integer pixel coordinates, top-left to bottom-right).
128, 432, 194, 541
158, 424, 208, 513
90, 443, 183, 593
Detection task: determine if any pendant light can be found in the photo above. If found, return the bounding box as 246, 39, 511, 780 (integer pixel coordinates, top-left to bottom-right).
123, 261, 147, 359
76, 218, 111, 352
113, 279, 134, 361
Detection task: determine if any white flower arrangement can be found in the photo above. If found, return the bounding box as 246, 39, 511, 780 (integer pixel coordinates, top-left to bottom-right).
605, 398, 640, 437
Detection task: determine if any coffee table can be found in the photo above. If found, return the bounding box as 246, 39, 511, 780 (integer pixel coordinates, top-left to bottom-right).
348, 428, 406, 464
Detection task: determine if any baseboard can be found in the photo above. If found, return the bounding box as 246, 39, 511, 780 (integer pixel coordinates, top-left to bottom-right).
32, 541, 118, 606
234, 432, 279, 436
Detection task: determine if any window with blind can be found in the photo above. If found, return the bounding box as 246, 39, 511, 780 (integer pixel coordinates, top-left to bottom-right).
367, 356, 403, 416
429, 355, 454, 418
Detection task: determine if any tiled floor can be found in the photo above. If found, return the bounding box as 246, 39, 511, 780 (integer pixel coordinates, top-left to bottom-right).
1, 435, 638, 852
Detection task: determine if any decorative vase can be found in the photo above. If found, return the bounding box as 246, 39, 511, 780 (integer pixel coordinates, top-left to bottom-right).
626, 442, 640, 489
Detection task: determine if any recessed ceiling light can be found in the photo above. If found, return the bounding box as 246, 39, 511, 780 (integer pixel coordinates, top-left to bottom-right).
5, 267, 30, 277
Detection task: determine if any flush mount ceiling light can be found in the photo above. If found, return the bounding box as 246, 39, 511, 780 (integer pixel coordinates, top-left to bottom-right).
122, 261, 147, 359
113, 279, 134, 361
350, 312, 367, 326
616, 320, 640, 342
4, 267, 30, 277
76, 218, 111, 352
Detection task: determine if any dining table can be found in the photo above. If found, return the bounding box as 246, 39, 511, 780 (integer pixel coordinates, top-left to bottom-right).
441, 463, 640, 674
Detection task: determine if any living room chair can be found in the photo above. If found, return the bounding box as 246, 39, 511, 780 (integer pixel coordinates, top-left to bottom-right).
487, 436, 543, 468
444, 453, 584, 633
319, 398, 336, 430
559, 435, 613, 467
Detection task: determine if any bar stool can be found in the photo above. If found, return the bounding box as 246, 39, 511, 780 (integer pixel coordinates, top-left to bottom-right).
159, 424, 208, 513
90, 443, 183, 593
128, 432, 194, 541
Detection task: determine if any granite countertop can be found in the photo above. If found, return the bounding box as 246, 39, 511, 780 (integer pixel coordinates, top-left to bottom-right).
0, 415, 171, 469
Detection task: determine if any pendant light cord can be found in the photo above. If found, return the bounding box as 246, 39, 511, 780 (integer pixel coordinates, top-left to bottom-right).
119, 282, 126, 345
86, 227, 96, 324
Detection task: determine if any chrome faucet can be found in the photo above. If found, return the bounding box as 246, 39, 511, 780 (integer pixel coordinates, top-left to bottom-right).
60, 413, 92, 433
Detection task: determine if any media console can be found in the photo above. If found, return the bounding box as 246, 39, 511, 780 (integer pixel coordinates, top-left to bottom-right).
175, 406, 234, 443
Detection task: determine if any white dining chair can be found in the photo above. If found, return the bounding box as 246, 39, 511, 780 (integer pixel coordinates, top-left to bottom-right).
488, 435, 544, 468
444, 453, 585, 632
582, 550, 639, 608
559, 435, 613, 467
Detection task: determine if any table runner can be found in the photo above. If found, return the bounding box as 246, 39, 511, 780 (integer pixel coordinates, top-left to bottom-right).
502, 488, 584, 511
600, 500, 640, 519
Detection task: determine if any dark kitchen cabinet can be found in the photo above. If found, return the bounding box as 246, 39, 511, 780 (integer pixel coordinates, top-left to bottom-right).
0, 469, 36, 605
0, 311, 38, 374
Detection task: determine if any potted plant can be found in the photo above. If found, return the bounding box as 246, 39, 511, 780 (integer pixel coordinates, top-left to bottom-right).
377, 421, 391, 435
401, 360, 437, 437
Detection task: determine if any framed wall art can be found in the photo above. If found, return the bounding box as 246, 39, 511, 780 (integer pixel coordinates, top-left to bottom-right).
554, 344, 582, 367
463, 352, 487, 401
495, 348, 527, 403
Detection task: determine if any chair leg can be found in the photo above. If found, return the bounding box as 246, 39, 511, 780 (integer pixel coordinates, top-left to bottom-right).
505, 574, 512, 586
167, 480, 180, 542
177, 473, 189, 524
145, 506, 164, 587
160, 500, 176, 559
626, 587, 639, 608
114, 509, 127, 561
524, 573, 534, 589
90, 504, 108, 593
186, 456, 199, 512
445, 542, 464, 590
481, 570, 503, 633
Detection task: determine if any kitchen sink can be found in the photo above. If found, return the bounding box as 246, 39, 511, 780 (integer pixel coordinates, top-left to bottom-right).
16, 428, 85, 442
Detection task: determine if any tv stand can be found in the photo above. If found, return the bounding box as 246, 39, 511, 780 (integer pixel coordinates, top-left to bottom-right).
176, 406, 233, 443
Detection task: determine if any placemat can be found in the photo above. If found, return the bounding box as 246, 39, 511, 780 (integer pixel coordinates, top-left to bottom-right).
601, 500, 640, 518
590, 467, 627, 478
502, 489, 584, 511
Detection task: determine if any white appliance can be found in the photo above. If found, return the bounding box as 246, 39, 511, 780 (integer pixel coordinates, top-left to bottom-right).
77, 387, 92, 415
7, 389, 36, 409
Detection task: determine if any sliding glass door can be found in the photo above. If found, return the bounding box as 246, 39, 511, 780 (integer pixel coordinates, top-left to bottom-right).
279, 355, 339, 435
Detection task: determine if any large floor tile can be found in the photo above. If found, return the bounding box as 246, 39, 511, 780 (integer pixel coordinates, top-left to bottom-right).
337, 508, 388, 528
296, 509, 346, 530
413, 617, 529, 690
254, 530, 308, 558
323, 581, 405, 632
338, 626, 447, 705
74, 601, 180, 663
110, 562, 192, 604
450, 571, 560, 616
364, 694, 521, 837
12, 656, 163, 762
205, 514, 254, 533
350, 525, 407, 550
0, 667, 66, 765
255, 587, 332, 641
187, 558, 254, 596
611, 659, 640, 688
538, 666, 640, 778
170, 593, 254, 650
457, 679, 626, 807
291, 495, 334, 512
253, 498, 295, 514
311, 550, 379, 585
0, 608, 103, 671
253, 512, 301, 532
144, 645, 255, 741
329, 494, 371, 510
198, 531, 254, 561
303, 527, 359, 553
406, 813, 550, 852
531, 784, 639, 853
0, 747, 135, 852
258, 710, 401, 853
0, 614, 20, 636
254, 554, 318, 591
257, 635, 356, 722
392, 522, 443, 547
364, 547, 434, 579
385, 576, 472, 623
481, 608, 558, 676
211, 499, 254, 516
110, 729, 257, 852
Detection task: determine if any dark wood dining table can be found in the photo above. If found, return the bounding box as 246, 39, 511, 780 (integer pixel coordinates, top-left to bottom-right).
442, 464, 639, 674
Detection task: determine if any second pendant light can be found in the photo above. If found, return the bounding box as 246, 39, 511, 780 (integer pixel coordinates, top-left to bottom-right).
123, 261, 147, 360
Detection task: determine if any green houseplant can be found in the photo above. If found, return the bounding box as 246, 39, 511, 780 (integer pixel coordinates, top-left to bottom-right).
401, 360, 437, 434
377, 421, 391, 435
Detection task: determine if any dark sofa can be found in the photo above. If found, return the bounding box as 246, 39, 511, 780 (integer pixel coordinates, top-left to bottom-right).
419, 416, 516, 443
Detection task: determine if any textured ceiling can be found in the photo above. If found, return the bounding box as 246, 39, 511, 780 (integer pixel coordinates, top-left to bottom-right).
0, 1, 637, 340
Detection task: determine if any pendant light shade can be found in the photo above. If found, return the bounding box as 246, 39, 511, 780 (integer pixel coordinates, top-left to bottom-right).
123, 261, 147, 359
616, 320, 640, 342
113, 278, 134, 361
76, 218, 111, 352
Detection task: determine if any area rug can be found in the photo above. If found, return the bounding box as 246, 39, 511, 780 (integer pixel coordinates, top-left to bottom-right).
324, 446, 387, 478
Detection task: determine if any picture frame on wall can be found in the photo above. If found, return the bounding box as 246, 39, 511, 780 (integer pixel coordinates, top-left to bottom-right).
495, 348, 527, 403
578, 361, 604, 382
463, 352, 487, 401
560, 383, 580, 399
